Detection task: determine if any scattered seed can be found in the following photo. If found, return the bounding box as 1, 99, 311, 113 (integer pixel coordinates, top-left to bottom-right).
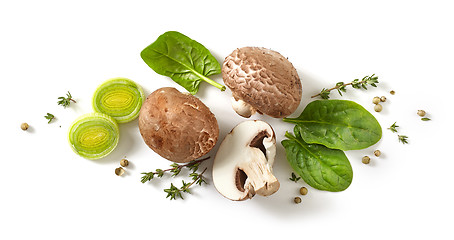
374, 150, 381, 157
380, 96, 387, 102
417, 110, 426, 117
21, 123, 29, 131
120, 158, 129, 167
390, 90, 395, 95
115, 167, 125, 176
374, 104, 383, 112
294, 197, 302, 204
299, 187, 308, 195
372, 96, 380, 104
362, 156, 370, 164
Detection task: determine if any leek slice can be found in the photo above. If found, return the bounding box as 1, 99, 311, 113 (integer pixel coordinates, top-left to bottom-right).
68, 112, 119, 160
92, 77, 144, 123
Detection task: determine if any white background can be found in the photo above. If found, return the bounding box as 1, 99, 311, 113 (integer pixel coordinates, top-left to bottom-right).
1, 0, 453, 239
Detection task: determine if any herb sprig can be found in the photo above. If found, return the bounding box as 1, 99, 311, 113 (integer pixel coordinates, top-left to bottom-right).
44, 113, 55, 123
398, 135, 409, 144
58, 91, 76, 108
164, 168, 208, 200
141, 157, 209, 200
388, 122, 399, 133
289, 172, 301, 183
388, 122, 409, 144
312, 74, 379, 99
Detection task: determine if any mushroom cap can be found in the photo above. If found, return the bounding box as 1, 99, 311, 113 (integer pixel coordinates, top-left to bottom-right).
138, 87, 219, 163
222, 47, 302, 118
212, 120, 279, 201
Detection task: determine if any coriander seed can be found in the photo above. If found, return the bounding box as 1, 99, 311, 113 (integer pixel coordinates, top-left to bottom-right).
294, 197, 302, 204
374, 104, 383, 112
21, 123, 29, 131
120, 158, 129, 167
380, 96, 387, 102
300, 187, 308, 195
390, 90, 395, 95
372, 96, 380, 104
417, 110, 426, 117
374, 150, 381, 157
362, 156, 370, 164
115, 167, 125, 176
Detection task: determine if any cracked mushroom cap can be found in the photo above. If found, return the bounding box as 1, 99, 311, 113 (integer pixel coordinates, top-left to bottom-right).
222, 47, 302, 118
138, 87, 219, 163
212, 120, 279, 201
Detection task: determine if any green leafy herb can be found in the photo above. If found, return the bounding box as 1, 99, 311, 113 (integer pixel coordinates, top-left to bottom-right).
164, 168, 208, 200
388, 122, 399, 133
58, 91, 76, 108
281, 126, 353, 192
421, 117, 431, 121
283, 100, 382, 151
140, 157, 208, 183
44, 113, 55, 123
312, 74, 379, 99
141, 157, 209, 200
289, 172, 301, 183
398, 135, 409, 144
141, 31, 225, 94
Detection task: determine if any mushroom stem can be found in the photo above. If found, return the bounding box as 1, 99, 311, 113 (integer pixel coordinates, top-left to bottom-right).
240, 148, 280, 196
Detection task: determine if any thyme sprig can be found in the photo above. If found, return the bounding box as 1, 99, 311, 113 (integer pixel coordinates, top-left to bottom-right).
289, 172, 301, 183
140, 157, 210, 200
312, 74, 379, 99
58, 91, 76, 108
388, 122, 399, 133
388, 122, 409, 144
140, 157, 209, 182
164, 168, 208, 200
44, 113, 55, 124
398, 135, 409, 144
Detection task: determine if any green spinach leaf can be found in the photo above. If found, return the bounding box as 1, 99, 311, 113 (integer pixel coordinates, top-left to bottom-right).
282, 126, 353, 192
141, 31, 225, 94
284, 100, 382, 150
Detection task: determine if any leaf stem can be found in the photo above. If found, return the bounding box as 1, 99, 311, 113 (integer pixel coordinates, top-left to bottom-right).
194, 71, 226, 91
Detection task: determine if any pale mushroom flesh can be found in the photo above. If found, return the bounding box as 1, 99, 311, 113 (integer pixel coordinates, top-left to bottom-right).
212, 120, 280, 201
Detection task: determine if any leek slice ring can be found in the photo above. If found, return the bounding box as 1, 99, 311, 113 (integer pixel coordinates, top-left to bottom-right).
68, 112, 119, 160
92, 77, 144, 123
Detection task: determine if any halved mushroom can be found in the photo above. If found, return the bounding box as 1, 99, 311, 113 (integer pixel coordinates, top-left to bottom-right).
212, 120, 279, 201
222, 47, 302, 118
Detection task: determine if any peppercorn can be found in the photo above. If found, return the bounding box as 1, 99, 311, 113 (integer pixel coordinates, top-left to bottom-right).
115, 167, 125, 176
374, 104, 383, 112
21, 123, 29, 131
120, 158, 129, 167
390, 90, 395, 95
372, 96, 380, 104
294, 197, 302, 204
374, 150, 381, 157
380, 96, 387, 102
362, 156, 370, 164
300, 187, 308, 195
417, 110, 426, 117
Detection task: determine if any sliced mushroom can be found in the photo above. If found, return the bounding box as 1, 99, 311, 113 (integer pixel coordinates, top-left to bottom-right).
222, 47, 302, 118
212, 120, 279, 201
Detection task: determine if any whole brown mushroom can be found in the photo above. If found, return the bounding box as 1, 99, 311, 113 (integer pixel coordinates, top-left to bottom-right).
222, 47, 302, 118
138, 87, 219, 163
